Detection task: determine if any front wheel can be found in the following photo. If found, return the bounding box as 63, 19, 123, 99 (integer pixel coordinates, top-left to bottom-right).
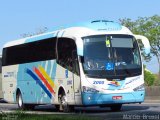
59, 94, 74, 112
110, 104, 122, 111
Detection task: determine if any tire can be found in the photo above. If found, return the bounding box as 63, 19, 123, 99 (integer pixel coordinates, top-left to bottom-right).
55, 105, 60, 111
110, 104, 122, 111
17, 92, 25, 110
17, 92, 35, 110
59, 94, 74, 112
25, 104, 35, 110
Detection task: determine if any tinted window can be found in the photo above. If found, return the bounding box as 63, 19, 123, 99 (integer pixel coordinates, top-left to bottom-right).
57, 38, 79, 74
2, 37, 56, 66
82, 35, 142, 79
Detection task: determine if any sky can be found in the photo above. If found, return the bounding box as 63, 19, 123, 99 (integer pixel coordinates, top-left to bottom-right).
0, 0, 159, 73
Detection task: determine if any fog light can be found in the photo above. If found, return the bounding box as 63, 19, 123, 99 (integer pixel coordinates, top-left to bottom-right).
88, 96, 91, 100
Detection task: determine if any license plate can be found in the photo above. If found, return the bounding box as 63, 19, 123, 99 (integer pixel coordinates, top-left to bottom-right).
112, 96, 122, 100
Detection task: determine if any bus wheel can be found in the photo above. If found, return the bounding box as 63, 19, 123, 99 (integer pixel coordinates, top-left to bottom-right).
110, 104, 122, 111
17, 92, 25, 110
59, 94, 74, 112
25, 104, 35, 110
55, 105, 60, 111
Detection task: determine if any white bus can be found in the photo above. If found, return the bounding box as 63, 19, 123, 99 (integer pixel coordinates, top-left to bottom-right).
2, 20, 150, 112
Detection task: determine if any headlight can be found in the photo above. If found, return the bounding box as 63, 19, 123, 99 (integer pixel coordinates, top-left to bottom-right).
133, 84, 145, 91
82, 86, 99, 93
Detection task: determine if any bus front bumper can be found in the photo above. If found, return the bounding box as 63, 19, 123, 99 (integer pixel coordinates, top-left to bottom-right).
82, 91, 145, 106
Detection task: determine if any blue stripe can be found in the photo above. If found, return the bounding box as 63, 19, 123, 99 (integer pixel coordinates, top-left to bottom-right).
41, 61, 45, 68
47, 61, 51, 74
25, 33, 56, 43
26, 68, 52, 98
51, 61, 57, 79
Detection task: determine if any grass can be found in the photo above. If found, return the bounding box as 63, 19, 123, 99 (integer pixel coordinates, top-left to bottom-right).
0, 111, 99, 120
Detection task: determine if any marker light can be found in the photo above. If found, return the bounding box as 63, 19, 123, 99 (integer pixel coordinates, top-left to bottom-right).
88, 96, 91, 100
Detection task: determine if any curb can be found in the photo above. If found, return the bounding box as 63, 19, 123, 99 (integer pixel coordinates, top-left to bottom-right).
144, 100, 160, 103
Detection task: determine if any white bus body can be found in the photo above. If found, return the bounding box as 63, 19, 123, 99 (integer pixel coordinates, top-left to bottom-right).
2, 20, 150, 111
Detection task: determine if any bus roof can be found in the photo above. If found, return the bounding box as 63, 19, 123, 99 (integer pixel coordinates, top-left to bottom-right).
3, 20, 132, 48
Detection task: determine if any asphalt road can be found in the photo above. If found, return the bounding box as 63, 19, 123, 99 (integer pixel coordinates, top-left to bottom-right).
0, 103, 160, 120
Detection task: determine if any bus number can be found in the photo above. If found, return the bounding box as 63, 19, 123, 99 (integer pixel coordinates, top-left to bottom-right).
93, 81, 104, 84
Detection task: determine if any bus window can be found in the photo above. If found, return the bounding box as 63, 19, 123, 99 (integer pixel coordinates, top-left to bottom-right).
57, 38, 77, 73
72, 50, 80, 76
2, 37, 57, 66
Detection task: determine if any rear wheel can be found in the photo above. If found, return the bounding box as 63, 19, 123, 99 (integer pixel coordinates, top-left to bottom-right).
110, 104, 122, 111
17, 92, 25, 110
17, 92, 35, 110
25, 104, 35, 110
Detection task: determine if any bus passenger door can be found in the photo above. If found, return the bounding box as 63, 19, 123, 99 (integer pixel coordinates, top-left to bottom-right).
72, 51, 82, 105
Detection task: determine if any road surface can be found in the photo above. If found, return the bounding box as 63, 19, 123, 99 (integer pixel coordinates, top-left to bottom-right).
0, 103, 160, 120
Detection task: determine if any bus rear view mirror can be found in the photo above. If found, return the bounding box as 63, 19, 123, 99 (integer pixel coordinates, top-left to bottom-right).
134, 35, 151, 55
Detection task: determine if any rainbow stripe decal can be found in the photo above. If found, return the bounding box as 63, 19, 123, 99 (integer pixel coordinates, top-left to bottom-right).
26, 65, 56, 99
108, 80, 120, 87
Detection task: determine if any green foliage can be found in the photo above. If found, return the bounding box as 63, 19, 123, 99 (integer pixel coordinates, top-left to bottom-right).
0, 113, 99, 120
154, 74, 160, 86
144, 69, 156, 86
120, 15, 160, 60
119, 15, 160, 79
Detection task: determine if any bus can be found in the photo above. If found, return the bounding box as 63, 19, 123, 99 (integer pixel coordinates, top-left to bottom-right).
2, 20, 150, 112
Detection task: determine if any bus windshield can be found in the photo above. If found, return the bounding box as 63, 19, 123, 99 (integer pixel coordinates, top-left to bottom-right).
82, 34, 142, 79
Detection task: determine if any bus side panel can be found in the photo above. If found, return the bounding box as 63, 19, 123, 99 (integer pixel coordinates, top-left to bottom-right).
54, 64, 76, 105
73, 74, 82, 105
15, 60, 57, 104
2, 65, 18, 103
2, 59, 81, 105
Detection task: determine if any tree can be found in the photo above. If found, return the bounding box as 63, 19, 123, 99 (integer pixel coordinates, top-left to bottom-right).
119, 15, 160, 80
144, 69, 156, 86
20, 27, 48, 38
143, 65, 156, 86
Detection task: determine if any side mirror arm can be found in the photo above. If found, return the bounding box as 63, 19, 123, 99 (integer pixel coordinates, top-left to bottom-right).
134, 35, 151, 54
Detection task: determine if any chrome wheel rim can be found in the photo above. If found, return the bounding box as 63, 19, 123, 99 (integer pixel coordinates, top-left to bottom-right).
18, 95, 23, 107
61, 95, 67, 109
